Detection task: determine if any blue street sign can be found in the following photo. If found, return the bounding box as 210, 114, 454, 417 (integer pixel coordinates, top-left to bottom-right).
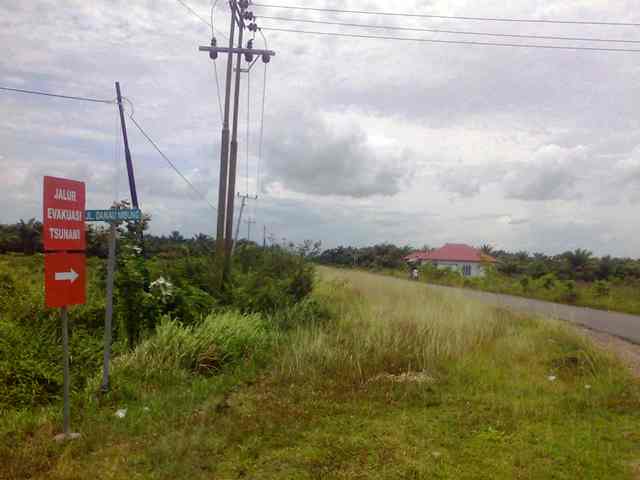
85, 208, 142, 222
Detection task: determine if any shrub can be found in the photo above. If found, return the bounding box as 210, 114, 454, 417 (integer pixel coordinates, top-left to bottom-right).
0, 319, 102, 410
231, 245, 315, 314
110, 311, 270, 378
593, 280, 611, 298
537, 273, 558, 290
561, 280, 579, 303
115, 244, 152, 347
269, 297, 333, 331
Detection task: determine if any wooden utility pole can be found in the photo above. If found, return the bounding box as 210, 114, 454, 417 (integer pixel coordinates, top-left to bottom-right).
115, 82, 144, 254
115, 82, 139, 208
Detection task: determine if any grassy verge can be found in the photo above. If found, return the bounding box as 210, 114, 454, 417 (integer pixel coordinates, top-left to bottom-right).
2, 267, 640, 479
372, 265, 640, 316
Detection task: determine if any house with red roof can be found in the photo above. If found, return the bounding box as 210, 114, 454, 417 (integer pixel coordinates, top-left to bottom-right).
404, 243, 496, 278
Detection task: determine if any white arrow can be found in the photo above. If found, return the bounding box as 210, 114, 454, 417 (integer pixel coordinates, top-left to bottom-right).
55, 269, 79, 283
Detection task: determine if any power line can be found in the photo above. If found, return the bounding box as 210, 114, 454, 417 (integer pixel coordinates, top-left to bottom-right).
176, 0, 211, 27
245, 68, 251, 196
257, 61, 268, 198
0, 86, 114, 104
260, 15, 640, 44
212, 61, 224, 120
253, 3, 640, 27
260, 27, 640, 52
210, 0, 220, 33
128, 113, 217, 211
176, 0, 228, 40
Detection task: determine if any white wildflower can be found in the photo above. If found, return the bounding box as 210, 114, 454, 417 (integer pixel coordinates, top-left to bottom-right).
115, 408, 127, 418
548, 375, 557, 382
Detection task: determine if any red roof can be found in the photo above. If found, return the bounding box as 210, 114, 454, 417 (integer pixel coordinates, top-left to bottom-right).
405, 243, 496, 263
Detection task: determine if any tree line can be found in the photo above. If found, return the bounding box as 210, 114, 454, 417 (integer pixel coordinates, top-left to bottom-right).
316, 243, 640, 283
0, 218, 217, 258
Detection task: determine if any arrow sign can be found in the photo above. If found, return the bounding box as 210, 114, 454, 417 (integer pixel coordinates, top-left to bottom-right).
55, 269, 79, 283
45, 253, 86, 307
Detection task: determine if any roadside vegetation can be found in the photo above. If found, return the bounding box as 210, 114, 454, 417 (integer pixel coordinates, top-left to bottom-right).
318, 243, 640, 315
2, 257, 639, 478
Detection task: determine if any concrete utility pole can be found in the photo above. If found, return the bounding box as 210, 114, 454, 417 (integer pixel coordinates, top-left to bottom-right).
245, 217, 256, 242
233, 192, 257, 253
263, 224, 266, 249
223, 13, 245, 277
200, 0, 276, 287
213, 5, 237, 263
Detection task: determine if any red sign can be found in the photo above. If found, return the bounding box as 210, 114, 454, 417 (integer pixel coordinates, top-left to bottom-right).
45, 253, 86, 307
43, 176, 86, 252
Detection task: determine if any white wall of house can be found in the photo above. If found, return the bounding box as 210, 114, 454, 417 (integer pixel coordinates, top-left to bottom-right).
426, 261, 487, 278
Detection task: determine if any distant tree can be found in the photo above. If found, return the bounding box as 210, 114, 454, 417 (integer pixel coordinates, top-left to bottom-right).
562, 249, 596, 281
480, 244, 494, 256
0, 225, 18, 253
17, 218, 42, 254
86, 224, 110, 258
169, 230, 184, 242
595, 255, 617, 280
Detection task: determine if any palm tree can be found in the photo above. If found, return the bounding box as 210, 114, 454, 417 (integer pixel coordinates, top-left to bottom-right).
563, 249, 595, 280
564, 249, 593, 270
17, 218, 42, 254
0, 226, 19, 253
480, 244, 494, 256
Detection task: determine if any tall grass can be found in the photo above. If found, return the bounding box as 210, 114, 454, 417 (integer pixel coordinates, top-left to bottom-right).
278, 268, 620, 387
84, 311, 271, 401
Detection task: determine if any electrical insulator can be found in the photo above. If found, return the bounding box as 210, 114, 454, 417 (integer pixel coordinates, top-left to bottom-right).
248, 22, 258, 32
239, 0, 249, 10
209, 37, 218, 60
243, 11, 254, 21
245, 39, 254, 62
262, 53, 270, 64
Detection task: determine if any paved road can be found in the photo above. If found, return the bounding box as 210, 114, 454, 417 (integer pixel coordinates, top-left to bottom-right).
424, 283, 640, 344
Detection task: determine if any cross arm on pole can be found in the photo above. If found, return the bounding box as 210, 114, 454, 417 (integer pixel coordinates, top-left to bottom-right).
199, 46, 276, 57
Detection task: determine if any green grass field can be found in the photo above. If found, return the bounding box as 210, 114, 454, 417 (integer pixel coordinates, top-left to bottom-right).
381, 265, 640, 317
2, 267, 640, 479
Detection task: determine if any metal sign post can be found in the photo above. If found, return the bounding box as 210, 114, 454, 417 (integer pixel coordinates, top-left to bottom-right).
61, 305, 70, 435
85, 208, 141, 393
101, 223, 117, 392
43, 176, 86, 442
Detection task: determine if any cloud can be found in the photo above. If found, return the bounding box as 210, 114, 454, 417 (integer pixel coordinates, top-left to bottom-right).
1, 0, 640, 257
503, 145, 587, 201
262, 109, 414, 198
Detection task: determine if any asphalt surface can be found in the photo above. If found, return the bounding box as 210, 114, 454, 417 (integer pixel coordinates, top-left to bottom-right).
424, 283, 640, 344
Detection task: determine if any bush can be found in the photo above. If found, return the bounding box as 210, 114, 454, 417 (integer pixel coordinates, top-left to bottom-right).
231, 245, 315, 314
537, 273, 558, 290
269, 297, 333, 331
0, 319, 102, 410
593, 280, 611, 298
561, 280, 579, 303
111, 311, 270, 377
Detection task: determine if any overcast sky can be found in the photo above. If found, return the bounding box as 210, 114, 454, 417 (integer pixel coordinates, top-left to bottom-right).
1, 0, 639, 256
